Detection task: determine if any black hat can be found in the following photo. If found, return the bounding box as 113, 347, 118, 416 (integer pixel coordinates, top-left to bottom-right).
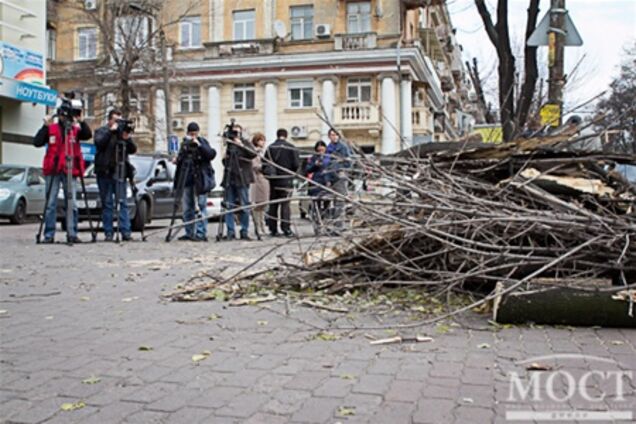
187, 122, 199, 132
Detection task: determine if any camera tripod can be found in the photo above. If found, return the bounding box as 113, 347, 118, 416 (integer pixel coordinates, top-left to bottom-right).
36, 120, 96, 245
165, 146, 202, 242
215, 139, 261, 242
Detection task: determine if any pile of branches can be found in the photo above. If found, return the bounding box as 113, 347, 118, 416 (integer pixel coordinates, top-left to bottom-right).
268, 135, 636, 301
169, 133, 635, 322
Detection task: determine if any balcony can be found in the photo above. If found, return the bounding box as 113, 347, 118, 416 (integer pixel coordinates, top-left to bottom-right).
333, 103, 380, 129
334, 32, 377, 51
412, 107, 433, 135
204, 39, 277, 59
420, 28, 444, 62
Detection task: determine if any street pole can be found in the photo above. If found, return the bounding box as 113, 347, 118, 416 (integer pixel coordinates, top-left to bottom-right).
160, 29, 172, 147
548, 0, 565, 126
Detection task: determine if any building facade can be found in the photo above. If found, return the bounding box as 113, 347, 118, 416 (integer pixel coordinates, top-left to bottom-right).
47, 0, 478, 175
0, 0, 55, 166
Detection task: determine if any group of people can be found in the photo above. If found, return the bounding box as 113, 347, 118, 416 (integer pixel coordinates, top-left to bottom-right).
34, 108, 137, 243
32, 108, 352, 243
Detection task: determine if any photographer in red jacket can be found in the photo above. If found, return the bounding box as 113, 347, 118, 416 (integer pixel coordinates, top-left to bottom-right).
33, 97, 92, 243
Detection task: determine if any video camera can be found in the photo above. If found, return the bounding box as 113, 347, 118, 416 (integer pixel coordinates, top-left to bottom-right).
116, 118, 135, 137
57, 92, 83, 120
222, 118, 240, 140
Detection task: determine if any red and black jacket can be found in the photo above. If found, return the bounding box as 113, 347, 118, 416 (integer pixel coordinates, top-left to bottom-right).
33, 121, 92, 177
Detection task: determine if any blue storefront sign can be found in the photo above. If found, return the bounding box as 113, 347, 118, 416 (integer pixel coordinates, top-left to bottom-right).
81, 143, 96, 163
0, 77, 58, 107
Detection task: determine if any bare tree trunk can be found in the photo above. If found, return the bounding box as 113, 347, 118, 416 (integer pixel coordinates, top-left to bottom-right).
466, 58, 495, 124
475, 0, 540, 142
515, 0, 540, 136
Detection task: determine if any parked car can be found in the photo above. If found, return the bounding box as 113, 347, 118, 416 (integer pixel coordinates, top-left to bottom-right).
0, 165, 46, 224
58, 154, 182, 231
205, 188, 224, 221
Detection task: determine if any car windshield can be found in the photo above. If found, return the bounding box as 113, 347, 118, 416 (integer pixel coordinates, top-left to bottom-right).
0, 167, 26, 182
129, 157, 154, 181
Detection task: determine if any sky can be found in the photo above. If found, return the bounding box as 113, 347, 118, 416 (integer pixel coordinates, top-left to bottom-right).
448, 0, 636, 115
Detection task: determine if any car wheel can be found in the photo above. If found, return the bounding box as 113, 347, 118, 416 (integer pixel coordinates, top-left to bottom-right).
10, 198, 26, 224
132, 199, 147, 231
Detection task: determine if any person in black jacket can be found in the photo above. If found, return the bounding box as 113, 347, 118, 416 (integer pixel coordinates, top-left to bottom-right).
265, 128, 300, 237
93, 109, 137, 241
220, 123, 256, 240
175, 122, 217, 241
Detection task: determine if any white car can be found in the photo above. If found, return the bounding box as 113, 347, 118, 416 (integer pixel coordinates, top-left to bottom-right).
205, 188, 224, 221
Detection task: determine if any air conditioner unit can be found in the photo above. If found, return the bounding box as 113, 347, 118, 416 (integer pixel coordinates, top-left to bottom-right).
84, 0, 97, 10
171, 118, 184, 130
290, 126, 308, 139
315, 24, 331, 38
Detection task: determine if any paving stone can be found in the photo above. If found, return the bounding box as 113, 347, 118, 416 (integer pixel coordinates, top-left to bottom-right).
412, 398, 455, 423
313, 376, 354, 398
215, 393, 270, 418
121, 382, 178, 404
262, 389, 312, 415
454, 405, 495, 423
385, 379, 425, 402
189, 386, 244, 409
123, 409, 170, 423
372, 401, 415, 423
284, 371, 330, 391
290, 397, 341, 423
352, 374, 393, 395
166, 406, 216, 424
243, 412, 290, 424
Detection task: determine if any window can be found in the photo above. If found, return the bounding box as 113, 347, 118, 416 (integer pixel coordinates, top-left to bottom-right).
347, 78, 372, 103
233, 10, 255, 41
288, 80, 313, 108
134, 92, 149, 114
179, 87, 201, 113
47, 29, 56, 60
179, 16, 201, 48
27, 168, 44, 185
290, 5, 313, 40
77, 27, 97, 60
82, 93, 95, 118
233, 83, 255, 110
114, 16, 150, 52
347, 1, 371, 34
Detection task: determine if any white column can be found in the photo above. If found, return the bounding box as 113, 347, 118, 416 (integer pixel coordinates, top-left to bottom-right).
381, 76, 398, 155
321, 78, 336, 139
400, 78, 413, 148
213, 0, 224, 42
264, 81, 278, 145
207, 84, 222, 180
154, 88, 167, 153
264, 0, 274, 38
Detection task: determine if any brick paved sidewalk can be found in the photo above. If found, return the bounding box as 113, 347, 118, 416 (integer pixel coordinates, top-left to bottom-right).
1, 223, 634, 423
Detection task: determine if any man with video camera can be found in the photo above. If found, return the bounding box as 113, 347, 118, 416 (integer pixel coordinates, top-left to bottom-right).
174, 122, 216, 241
33, 95, 92, 243
220, 122, 256, 240
93, 110, 137, 242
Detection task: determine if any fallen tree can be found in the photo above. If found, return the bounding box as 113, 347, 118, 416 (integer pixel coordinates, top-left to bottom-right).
168, 132, 636, 327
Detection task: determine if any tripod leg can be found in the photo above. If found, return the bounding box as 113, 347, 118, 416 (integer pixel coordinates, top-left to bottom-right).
78, 172, 96, 242
129, 177, 145, 241
166, 159, 189, 242
36, 173, 57, 244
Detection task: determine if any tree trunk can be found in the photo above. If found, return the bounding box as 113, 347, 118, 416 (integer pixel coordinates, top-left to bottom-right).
515, 0, 540, 137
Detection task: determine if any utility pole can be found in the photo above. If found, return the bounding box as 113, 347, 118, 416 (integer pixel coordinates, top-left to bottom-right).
547, 0, 566, 126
